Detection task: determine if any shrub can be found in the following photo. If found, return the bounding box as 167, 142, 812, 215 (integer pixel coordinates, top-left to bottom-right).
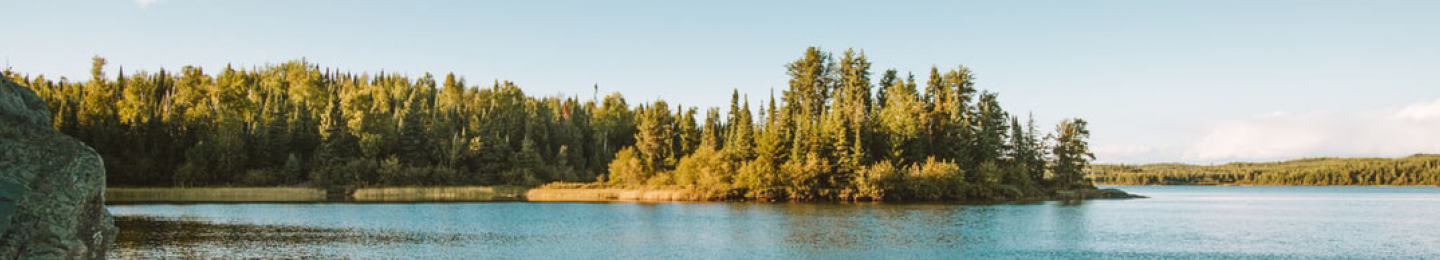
674, 147, 735, 191
855, 160, 902, 200
735, 158, 780, 199
239, 169, 284, 186
905, 157, 965, 200
782, 152, 831, 200
606, 147, 646, 185
310, 158, 376, 188
378, 156, 404, 185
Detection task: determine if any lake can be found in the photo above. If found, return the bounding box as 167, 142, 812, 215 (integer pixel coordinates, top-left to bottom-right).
108, 186, 1440, 259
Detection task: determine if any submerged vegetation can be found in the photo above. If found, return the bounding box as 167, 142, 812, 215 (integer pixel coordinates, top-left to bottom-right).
113, 216, 489, 258
6, 47, 1098, 201
1090, 154, 1440, 185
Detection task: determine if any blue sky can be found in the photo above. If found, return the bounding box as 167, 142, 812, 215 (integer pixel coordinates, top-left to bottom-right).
3, 0, 1438, 164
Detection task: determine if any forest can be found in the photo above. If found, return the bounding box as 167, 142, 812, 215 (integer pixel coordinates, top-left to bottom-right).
1090, 154, 1440, 185
3, 47, 1096, 201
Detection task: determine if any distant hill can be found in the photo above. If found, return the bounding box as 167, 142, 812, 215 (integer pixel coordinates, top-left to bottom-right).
1089, 154, 1440, 185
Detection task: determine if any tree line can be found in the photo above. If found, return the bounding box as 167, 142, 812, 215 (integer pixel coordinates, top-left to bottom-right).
1090, 154, 1440, 185
3, 47, 1096, 201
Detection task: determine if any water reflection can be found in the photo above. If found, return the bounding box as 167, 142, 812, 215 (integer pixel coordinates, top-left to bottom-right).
108, 187, 1440, 259
113, 216, 511, 258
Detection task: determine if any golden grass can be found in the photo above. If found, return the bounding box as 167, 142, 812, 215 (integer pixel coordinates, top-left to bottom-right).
351, 186, 527, 202
107, 184, 713, 203
107, 187, 326, 203
524, 186, 702, 201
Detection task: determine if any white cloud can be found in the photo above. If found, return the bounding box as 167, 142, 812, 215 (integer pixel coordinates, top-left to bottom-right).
1396, 98, 1440, 121
1183, 97, 1440, 162
1094, 144, 1153, 157
1092, 144, 1167, 164
135, 0, 163, 9
1096, 144, 1154, 154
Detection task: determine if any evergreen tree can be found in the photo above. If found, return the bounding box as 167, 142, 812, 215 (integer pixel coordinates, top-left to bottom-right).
9, 49, 1114, 199
397, 92, 429, 166
1051, 118, 1093, 188
676, 106, 700, 159
723, 94, 755, 161
700, 107, 724, 150
634, 101, 676, 173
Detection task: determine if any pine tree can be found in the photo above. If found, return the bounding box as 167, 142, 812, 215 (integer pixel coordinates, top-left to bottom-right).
783, 47, 833, 159
876, 75, 922, 165
700, 107, 724, 150
634, 101, 676, 173
875, 69, 898, 111
1051, 118, 1093, 188
676, 105, 700, 159
316, 92, 357, 165
397, 92, 429, 166
723, 94, 755, 161
972, 91, 1009, 168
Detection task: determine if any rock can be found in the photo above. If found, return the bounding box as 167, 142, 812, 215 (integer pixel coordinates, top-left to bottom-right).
0, 77, 116, 259
1053, 188, 1146, 200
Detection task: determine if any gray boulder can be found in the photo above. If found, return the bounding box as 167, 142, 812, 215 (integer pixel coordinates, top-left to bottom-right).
1053, 188, 1146, 200
0, 77, 116, 259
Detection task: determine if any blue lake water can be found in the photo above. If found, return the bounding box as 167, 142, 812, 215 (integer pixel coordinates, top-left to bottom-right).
108, 186, 1440, 259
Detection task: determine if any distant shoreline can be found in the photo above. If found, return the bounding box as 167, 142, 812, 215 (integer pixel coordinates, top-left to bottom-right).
1089, 155, 1440, 186
1096, 183, 1440, 187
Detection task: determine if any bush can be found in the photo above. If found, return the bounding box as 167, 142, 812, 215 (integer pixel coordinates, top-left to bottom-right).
281, 153, 305, 184
673, 147, 735, 192
239, 169, 285, 186
500, 168, 542, 186
855, 160, 902, 200
429, 167, 463, 185
782, 152, 831, 201
606, 147, 646, 185
310, 158, 376, 188
735, 158, 780, 199
378, 156, 404, 185
904, 157, 965, 200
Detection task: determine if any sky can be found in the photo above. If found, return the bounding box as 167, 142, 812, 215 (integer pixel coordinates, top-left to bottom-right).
2, 0, 1438, 164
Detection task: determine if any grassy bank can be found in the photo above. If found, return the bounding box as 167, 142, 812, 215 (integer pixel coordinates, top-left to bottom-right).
525, 183, 703, 201
107, 187, 327, 203
352, 186, 527, 202
105, 185, 722, 203
106, 184, 1141, 203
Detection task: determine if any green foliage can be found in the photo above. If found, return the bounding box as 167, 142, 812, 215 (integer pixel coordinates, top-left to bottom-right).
16, 59, 619, 188
903, 157, 967, 200
12, 47, 1097, 201
781, 152, 832, 200
855, 160, 902, 200
877, 77, 924, 164
1051, 118, 1094, 189
606, 147, 646, 185
628, 101, 674, 175
673, 146, 736, 195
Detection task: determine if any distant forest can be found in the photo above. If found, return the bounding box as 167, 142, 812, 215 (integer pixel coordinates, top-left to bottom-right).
3, 47, 1097, 201
1090, 155, 1440, 185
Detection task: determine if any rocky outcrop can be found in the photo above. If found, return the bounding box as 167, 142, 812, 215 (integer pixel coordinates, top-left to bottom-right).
1052, 188, 1146, 200
0, 77, 116, 259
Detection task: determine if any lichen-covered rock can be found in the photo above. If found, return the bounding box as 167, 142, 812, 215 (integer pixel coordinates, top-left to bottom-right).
0, 77, 116, 259
1053, 188, 1146, 200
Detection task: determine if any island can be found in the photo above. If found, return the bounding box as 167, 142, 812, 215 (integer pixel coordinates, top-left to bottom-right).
8, 47, 1139, 203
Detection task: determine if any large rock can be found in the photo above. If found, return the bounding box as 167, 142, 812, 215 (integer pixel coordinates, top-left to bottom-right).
1052, 188, 1147, 200
0, 77, 116, 259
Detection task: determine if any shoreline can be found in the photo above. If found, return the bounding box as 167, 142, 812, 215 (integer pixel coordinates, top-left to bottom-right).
1095, 183, 1440, 187
106, 186, 1144, 204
